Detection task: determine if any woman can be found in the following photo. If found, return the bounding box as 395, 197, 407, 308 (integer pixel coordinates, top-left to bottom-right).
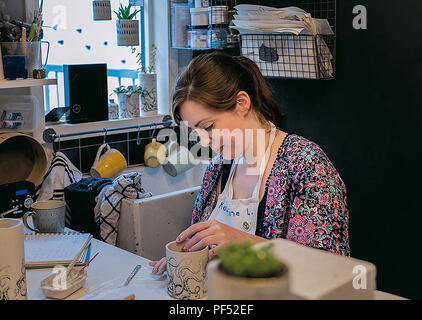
150, 52, 350, 275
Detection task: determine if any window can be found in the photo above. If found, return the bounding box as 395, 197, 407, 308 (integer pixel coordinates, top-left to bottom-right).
41, 0, 146, 113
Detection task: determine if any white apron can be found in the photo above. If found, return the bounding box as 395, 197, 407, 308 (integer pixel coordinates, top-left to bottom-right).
208, 123, 277, 235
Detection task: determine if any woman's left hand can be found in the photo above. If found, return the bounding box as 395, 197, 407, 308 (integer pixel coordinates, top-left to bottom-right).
176, 220, 266, 255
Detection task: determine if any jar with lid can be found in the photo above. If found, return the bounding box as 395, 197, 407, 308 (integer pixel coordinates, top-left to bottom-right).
207, 26, 228, 49
187, 25, 209, 49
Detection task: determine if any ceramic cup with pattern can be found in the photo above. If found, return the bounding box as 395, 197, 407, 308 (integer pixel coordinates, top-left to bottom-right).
0, 218, 27, 300
165, 240, 209, 300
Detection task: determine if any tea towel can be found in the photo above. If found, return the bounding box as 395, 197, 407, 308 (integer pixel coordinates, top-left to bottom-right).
35, 152, 83, 202
94, 172, 152, 245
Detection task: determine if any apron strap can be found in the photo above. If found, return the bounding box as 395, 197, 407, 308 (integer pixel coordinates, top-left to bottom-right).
225, 123, 277, 200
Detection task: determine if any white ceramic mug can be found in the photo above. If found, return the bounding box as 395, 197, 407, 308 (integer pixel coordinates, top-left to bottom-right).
0, 218, 27, 300
166, 240, 209, 300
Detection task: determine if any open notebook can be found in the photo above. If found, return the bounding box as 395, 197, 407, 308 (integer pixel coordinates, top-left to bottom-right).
24, 232, 91, 269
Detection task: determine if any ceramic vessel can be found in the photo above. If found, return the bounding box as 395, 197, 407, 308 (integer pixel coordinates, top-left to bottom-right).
108, 99, 119, 120
0, 219, 27, 300
163, 145, 198, 177
166, 240, 208, 300
23, 200, 66, 233
41, 268, 87, 299
92, 0, 111, 21
144, 138, 167, 168
90, 143, 127, 178
116, 19, 139, 46
206, 259, 290, 300
117, 92, 140, 118
138, 73, 157, 115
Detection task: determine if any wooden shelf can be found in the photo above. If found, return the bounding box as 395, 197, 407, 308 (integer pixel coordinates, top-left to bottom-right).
0, 78, 57, 89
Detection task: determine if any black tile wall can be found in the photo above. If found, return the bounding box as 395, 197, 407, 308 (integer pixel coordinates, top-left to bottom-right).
61, 148, 80, 171
52, 127, 195, 174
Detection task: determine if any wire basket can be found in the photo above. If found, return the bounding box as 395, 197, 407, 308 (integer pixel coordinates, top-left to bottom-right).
240, 33, 335, 79
235, 0, 336, 79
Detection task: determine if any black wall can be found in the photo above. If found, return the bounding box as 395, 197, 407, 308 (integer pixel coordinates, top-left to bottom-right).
266, 0, 422, 299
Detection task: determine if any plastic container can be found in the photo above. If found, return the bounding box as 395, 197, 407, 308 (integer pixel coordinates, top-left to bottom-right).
190, 7, 209, 26
171, 3, 191, 47
195, 0, 209, 7
187, 25, 208, 49
0, 95, 40, 132
208, 26, 228, 49
208, 5, 228, 25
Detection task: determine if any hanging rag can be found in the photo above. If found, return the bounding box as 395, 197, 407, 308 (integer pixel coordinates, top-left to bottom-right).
64, 177, 113, 239
94, 171, 152, 246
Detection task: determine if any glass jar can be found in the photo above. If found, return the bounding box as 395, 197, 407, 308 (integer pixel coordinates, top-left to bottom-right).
207, 26, 228, 49
187, 25, 209, 49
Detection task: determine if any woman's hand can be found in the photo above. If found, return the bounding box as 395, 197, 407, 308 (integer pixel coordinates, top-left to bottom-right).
176, 220, 267, 254
149, 257, 166, 275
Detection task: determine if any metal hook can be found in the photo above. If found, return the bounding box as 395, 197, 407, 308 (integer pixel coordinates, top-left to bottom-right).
103, 128, 107, 144
151, 122, 158, 140
136, 125, 141, 146
57, 134, 61, 152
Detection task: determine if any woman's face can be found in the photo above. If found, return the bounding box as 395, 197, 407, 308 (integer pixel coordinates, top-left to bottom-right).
179, 100, 248, 160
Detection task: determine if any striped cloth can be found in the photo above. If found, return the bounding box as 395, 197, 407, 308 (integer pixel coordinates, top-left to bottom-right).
94, 172, 152, 246
35, 152, 83, 225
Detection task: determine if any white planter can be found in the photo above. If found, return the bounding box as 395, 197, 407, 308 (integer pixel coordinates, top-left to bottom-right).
206, 260, 290, 300
108, 99, 119, 119
117, 93, 140, 118
116, 20, 139, 46
93, 1, 111, 21
0, 219, 27, 300
138, 73, 157, 115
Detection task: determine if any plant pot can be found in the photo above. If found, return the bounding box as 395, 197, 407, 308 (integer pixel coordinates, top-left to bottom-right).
92, 1, 111, 21
129, 0, 143, 6
206, 260, 290, 300
117, 93, 140, 118
116, 19, 139, 46
138, 73, 157, 115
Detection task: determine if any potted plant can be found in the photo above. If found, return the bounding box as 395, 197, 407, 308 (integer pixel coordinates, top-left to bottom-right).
114, 3, 140, 46
136, 44, 158, 116
114, 85, 143, 118
206, 241, 290, 300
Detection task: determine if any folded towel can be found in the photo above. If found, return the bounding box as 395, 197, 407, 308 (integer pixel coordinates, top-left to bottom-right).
95, 172, 152, 246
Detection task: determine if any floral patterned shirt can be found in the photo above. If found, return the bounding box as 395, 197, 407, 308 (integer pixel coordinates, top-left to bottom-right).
192, 134, 350, 256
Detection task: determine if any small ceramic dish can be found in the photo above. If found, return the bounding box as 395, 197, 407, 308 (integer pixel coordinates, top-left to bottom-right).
41, 269, 87, 299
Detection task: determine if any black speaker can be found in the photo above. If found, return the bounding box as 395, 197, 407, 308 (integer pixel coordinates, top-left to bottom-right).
63, 64, 108, 124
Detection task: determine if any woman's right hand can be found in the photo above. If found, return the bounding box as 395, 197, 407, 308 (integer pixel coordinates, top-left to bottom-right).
149, 257, 167, 275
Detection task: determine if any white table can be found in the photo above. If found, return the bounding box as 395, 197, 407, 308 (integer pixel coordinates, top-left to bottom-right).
27, 238, 169, 300
25, 237, 407, 300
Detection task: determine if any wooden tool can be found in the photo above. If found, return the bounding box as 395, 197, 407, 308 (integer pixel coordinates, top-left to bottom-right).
66, 234, 93, 279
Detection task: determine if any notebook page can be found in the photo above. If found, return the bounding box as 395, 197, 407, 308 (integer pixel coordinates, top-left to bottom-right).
24, 233, 90, 264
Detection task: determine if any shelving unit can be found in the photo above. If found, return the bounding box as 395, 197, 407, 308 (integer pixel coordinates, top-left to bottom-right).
0, 78, 57, 89
170, 0, 237, 51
